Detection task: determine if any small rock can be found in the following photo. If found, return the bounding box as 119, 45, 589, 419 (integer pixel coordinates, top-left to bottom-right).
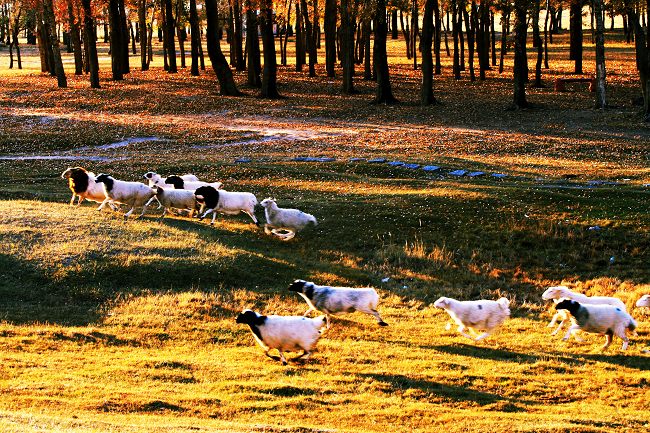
368, 158, 387, 163
422, 165, 441, 172
449, 169, 467, 176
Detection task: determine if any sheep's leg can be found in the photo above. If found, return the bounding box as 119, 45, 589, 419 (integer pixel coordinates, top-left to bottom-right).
280, 231, 296, 241
445, 321, 453, 331
144, 196, 157, 207
363, 308, 388, 326
123, 207, 136, 219
264, 224, 274, 234
547, 312, 561, 328
69, 194, 76, 206
277, 350, 288, 365
563, 325, 581, 342
242, 210, 258, 225
135, 202, 149, 219
303, 307, 315, 317
97, 197, 112, 211
550, 319, 565, 336
199, 209, 213, 222
474, 331, 492, 341
76, 196, 84, 206
602, 330, 614, 350
210, 211, 217, 226
159, 208, 168, 219
457, 325, 474, 340
108, 201, 119, 211
325, 315, 331, 329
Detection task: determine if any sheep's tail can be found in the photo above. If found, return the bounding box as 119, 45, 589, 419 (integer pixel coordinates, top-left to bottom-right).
309, 215, 318, 226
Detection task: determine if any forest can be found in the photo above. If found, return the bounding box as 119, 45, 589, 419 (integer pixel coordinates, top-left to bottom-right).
0, 0, 649, 432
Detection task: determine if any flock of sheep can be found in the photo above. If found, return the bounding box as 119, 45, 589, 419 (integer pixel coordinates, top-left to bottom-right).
61, 166, 649, 365
61, 167, 317, 240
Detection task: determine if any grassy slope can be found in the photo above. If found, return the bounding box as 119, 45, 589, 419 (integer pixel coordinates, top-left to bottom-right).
0, 32, 649, 432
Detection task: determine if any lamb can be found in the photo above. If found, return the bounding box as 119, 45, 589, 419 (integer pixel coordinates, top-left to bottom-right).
636, 295, 650, 308
434, 296, 511, 341
194, 185, 258, 225
287, 279, 388, 328
95, 174, 155, 219
555, 299, 637, 350
164, 175, 222, 192
260, 198, 317, 241
148, 185, 197, 219
541, 286, 626, 336
61, 167, 116, 210
236, 309, 326, 365
143, 172, 199, 188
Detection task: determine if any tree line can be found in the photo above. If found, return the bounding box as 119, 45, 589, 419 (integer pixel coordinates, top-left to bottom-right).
1, 0, 649, 119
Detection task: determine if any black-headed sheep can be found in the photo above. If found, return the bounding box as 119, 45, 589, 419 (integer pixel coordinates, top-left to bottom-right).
95, 174, 155, 219
194, 185, 258, 225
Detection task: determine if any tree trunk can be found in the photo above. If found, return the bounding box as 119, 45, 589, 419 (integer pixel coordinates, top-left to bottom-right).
295, 2, 304, 71
139, 0, 149, 70
532, 0, 543, 86
412, 0, 419, 69
42, 0, 67, 87
260, 0, 280, 98
374, 0, 397, 103
499, 2, 508, 74
421, 0, 437, 105
626, 3, 649, 119
82, 0, 100, 87
512, 0, 528, 108
593, 0, 607, 108
204, 0, 243, 95
570, 0, 583, 74
464, 2, 475, 81
363, 14, 372, 80
189, 0, 201, 75
301, 0, 316, 76
391, 9, 398, 39
246, 0, 261, 86
66, 0, 83, 75
109, 0, 124, 79
341, 0, 355, 93
325, 0, 337, 76
452, 1, 460, 79
434, 0, 441, 74
233, 0, 245, 70
543, 0, 550, 69
119, 0, 130, 74
163, 0, 177, 72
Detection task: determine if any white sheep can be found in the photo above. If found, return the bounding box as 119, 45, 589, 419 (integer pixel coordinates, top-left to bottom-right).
95, 174, 155, 219
260, 198, 317, 241
164, 175, 222, 191
61, 167, 117, 210
555, 299, 637, 350
434, 296, 511, 341
148, 186, 197, 219
143, 172, 199, 188
636, 295, 650, 308
194, 186, 258, 225
287, 279, 388, 328
542, 286, 626, 336
236, 309, 326, 365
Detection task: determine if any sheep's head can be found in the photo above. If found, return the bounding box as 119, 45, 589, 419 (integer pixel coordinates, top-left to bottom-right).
61, 167, 85, 179
143, 171, 155, 180
287, 279, 308, 293
433, 297, 450, 309
95, 174, 110, 183
555, 299, 580, 315
164, 175, 184, 189
636, 295, 650, 308
542, 286, 569, 300
236, 309, 266, 326
260, 198, 276, 209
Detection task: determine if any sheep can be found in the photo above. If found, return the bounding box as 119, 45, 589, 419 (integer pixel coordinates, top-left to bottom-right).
143, 172, 199, 188
636, 295, 650, 308
434, 296, 510, 341
541, 286, 626, 336
236, 309, 326, 365
147, 185, 197, 219
194, 185, 258, 225
61, 167, 117, 210
260, 198, 317, 241
164, 175, 222, 192
95, 174, 155, 219
555, 299, 637, 350
287, 279, 388, 328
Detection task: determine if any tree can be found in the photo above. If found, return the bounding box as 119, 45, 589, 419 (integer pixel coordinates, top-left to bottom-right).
341, 0, 356, 93
624, 0, 650, 120
593, 0, 607, 108
260, 0, 280, 97
324, 0, 336, 76
81, 0, 100, 88
569, 0, 583, 74
245, 0, 261, 86
300, 0, 316, 76
65, 0, 82, 75
109, 0, 124, 79
163, 0, 177, 72
421, 0, 438, 105
512, 0, 528, 108
204, 0, 243, 95
139, 0, 150, 71
42, 0, 67, 87
374, 0, 397, 103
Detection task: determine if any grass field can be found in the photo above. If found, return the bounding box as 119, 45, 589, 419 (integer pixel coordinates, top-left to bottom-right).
0, 30, 649, 432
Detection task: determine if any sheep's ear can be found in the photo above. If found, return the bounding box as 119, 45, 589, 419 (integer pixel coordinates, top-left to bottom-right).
195, 195, 204, 201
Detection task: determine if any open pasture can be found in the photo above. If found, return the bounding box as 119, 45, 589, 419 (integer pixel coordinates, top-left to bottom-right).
0, 32, 649, 432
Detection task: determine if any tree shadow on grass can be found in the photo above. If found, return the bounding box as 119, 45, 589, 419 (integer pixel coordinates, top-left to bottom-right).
429, 343, 582, 366
579, 353, 650, 371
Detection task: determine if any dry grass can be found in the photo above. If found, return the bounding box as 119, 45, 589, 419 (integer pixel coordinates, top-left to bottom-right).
0, 31, 649, 432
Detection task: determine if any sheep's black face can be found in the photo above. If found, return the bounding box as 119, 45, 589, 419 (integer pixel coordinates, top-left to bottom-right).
288, 280, 307, 293
555, 299, 579, 314
165, 175, 184, 189
144, 172, 154, 179
95, 174, 114, 191
194, 186, 219, 208
236, 310, 266, 326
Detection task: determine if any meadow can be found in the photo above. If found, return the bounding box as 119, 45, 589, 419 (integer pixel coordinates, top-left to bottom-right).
0, 30, 649, 432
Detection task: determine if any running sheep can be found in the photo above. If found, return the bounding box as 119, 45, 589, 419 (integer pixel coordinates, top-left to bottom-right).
143, 172, 199, 188
260, 198, 317, 241
164, 175, 222, 191
287, 279, 388, 328
194, 185, 258, 225
236, 309, 326, 365
95, 174, 155, 219
555, 299, 637, 350
541, 286, 626, 336
434, 296, 511, 341
61, 167, 116, 210
148, 185, 197, 219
